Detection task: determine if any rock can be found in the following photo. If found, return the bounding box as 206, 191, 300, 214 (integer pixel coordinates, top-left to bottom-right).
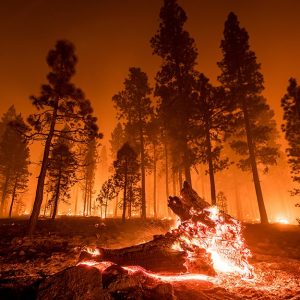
19, 250, 25, 256
37, 266, 104, 300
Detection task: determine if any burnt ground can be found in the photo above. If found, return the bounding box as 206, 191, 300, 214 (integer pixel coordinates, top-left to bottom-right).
0, 217, 299, 299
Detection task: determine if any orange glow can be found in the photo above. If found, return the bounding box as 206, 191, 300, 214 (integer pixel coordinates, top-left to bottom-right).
123, 265, 217, 283
83, 246, 101, 257
275, 218, 289, 224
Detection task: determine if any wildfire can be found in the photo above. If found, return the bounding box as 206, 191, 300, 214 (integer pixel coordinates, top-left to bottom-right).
79, 205, 254, 286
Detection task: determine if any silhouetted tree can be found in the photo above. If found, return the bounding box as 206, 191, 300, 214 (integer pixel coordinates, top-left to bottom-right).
191, 74, 231, 205
97, 177, 118, 218
0, 106, 16, 140
0, 109, 30, 217
281, 78, 300, 204
113, 67, 152, 219
218, 12, 279, 224
113, 143, 140, 222
147, 113, 162, 217
110, 123, 125, 160
82, 138, 98, 216
99, 145, 108, 175
151, 0, 198, 185
27, 40, 101, 234
109, 123, 125, 217
47, 128, 77, 219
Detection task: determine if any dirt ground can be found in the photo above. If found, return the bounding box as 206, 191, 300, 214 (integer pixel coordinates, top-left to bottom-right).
0, 217, 299, 299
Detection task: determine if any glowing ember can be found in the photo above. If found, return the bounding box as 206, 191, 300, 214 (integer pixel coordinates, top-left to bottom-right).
123, 265, 217, 283
83, 246, 101, 257
77, 260, 99, 267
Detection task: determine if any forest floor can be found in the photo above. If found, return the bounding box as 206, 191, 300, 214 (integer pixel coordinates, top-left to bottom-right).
0, 216, 299, 299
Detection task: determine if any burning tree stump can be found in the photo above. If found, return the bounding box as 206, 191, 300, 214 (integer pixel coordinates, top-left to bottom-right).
79, 182, 218, 276
79, 181, 253, 279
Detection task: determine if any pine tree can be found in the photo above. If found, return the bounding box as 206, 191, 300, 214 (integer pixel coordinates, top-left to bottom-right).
109, 123, 125, 160
113, 143, 140, 222
113, 67, 153, 219
82, 138, 98, 216
97, 177, 118, 218
218, 12, 279, 224
109, 123, 125, 217
147, 113, 162, 218
46, 128, 77, 219
0, 106, 16, 140
151, 0, 198, 185
191, 73, 231, 205
281, 78, 300, 197
0, 108, 30, 217
27, 40, 101, 234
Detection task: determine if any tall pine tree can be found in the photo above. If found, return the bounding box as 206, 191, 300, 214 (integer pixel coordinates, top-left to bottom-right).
113, 67, 153, 219
27, 40, 101, 234
113, 143, 140, 222
218, 12, 279, 224
0, 109, 30, 217
47, 128, 77, 219
281, 78, 300, 196
151, 0, 198, 185
191, 73, 231, 205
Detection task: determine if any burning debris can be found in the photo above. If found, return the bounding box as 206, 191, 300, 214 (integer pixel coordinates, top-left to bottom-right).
78, 182, 254, 284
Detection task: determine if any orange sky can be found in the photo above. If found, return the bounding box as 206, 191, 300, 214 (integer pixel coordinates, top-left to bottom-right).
0, 0, 299, 219
1, 0, 300, 141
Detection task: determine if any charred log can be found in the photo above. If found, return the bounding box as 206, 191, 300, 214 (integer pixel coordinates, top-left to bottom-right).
79, 234, 187, 273
79, 182, 219, 276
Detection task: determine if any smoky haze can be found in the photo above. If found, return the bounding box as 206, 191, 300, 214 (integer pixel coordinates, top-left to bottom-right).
0, 0, 299, 222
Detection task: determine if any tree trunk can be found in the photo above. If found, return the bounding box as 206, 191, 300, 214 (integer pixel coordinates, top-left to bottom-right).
114, 195, 118, 218
51, 171, 62, 220
164, 141, 171, 217
183, 140, 192, 186
89, 185, 92, 216
153, 142, 157, 218
43, 192, 49, 217
205, 122, 217, 205
178, 168, 183, 189
172, 169, 177, 196
28, 106, 58, 235
83, 179, 88, 216
0, 173, 10, 217
122, 162, 128, 223
139, 127, 146, 219
105, 199, 108, 218
9, 177, 18, 218
164, 142, 169, 203
74, 186, 78, 215
242, 101, 268, 224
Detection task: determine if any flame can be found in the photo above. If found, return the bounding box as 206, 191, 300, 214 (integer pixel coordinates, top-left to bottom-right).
170, 206, 254, 278
275, 218, 289, 224
83, 246, 101, 257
